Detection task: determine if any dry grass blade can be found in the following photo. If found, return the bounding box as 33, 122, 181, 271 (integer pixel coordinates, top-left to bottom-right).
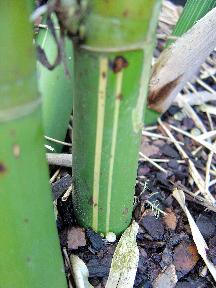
139, 152, 167, 174
173, 189, 216, 281
63, 248, 74, 288
169, 125, 216, 154
196, 78, 216, 95
70, 254, 93, 288
62, 185, 73, 201
171, 181, 216, 213
199, 104, 216, 116
139, 158, 185, 164
197, 130, 216, 141
205, 150, 213, 197
180, 99, 208, 134
49, 168, 60, 184
142, 130, 184, 144
175, 91, 216, 107
45, 135, 72, 147
158, 118, 215, 204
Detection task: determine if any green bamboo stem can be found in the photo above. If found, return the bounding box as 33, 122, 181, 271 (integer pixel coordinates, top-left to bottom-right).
72, 0, 162, 234
0, 3, 67, 287
36, 16, 74, 152
144, 0, 216, 124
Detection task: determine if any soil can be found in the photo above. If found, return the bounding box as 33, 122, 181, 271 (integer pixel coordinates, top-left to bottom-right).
54, 101, 216, 287
49, 0, 216, 287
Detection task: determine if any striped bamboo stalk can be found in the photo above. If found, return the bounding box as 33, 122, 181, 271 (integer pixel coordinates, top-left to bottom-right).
144, 0, 216, 124
36, 15, 74, 152
0, 3, 67, 287
72, 0, 162, 234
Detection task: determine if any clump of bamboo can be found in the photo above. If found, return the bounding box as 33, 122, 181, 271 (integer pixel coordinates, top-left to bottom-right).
70, 0, 162, 234
36, 15, 74, 152
0, 3, 67, 287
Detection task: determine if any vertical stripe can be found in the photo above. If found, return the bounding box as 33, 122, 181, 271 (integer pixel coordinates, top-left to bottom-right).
106, 71, 123, 233
92, 57, 108, 231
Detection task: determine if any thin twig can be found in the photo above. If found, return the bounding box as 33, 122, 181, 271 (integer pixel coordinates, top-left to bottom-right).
143, 125, 158, 131
175, 91, 216, 107
49, 168, 60, 184
181, 99, 208, 134
197, 130, 216, 141
169, 124, 216, 154
46, 153, 72, 167
170, 181, 216, 213
139, 158, 185, 164
45, 135, 72, 147
139, 152, 167, 174
142, 130, 184, 144
196, 78, 216, 96
62, 185, 73, 201
158, 118, 215, 204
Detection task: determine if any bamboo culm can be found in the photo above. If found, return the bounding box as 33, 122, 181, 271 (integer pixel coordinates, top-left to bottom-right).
72, 0, 162, 234
0, 3, 67, 287
36, 15, 74, 152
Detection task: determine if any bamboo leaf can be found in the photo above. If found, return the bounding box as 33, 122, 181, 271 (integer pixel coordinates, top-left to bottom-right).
166, 0, 216, 47
70, 255, 93, 288
105, 222, 139, 288
147, 7, 216, 114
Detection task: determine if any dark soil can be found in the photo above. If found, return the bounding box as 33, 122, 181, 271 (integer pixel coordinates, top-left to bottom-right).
53, 100, 216, 287
168, 0, 187, 6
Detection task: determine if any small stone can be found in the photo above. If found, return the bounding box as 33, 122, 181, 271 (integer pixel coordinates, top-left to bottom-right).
190, 128, 201, 136
105, 232, 116, 243
174, 111, 185, 121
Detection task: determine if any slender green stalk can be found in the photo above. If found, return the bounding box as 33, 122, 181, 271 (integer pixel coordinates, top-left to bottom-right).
36, 16, 74, 152
144, 0, 216, 124
72, 0, 162, 234
166, 0, 216, 47
0, 3, 67, 287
